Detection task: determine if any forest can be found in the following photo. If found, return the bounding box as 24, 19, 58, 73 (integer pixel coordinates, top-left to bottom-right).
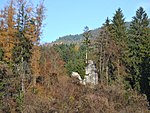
0, 0, 150, 113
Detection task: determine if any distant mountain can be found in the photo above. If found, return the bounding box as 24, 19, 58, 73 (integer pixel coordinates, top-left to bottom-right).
51, 19, 150, 45
55, 34, 83, 44
51, 28, 101, 45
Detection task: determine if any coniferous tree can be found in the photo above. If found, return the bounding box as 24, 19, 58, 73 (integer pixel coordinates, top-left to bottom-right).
0, 48, 3, 61
0, 0, 46, 111
83, 26, 91, 65
55, 44, 86, 78
4, 1, 16, 62
126, 7, 150, 97
94, 16, 123, 85
12, 0, 33, 97
0, 1, 16, 63
0, 8, 7, 61
95, 25, 110, 84
111, 8, 127, 83
30, 1, 45, 87
0, 9, 5, 61
112, 8, 126, 42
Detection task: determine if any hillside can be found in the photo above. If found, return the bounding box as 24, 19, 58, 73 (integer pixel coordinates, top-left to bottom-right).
52, 19, 150, 44
51, 28, 101, 45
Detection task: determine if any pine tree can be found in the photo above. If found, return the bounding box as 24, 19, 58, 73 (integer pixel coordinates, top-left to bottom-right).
95, 26, 109, 84
83, 26, 91, 65
12, 0, 33, 95
0, 48, 3, 61
112, 8, 126, 42
94, 17, 121, 85
111, 8, 127, 83
126, 7, 150, 94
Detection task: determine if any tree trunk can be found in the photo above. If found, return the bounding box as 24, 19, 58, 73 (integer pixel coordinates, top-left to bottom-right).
100, 43, 103, 83
106, 66, 108, 86
21, 77, 25, 94
33, 75, 36, 87
117, 59, 120, 80
102, 47, 106, 83
86, 48, 88, 64
21, 57, 25, 94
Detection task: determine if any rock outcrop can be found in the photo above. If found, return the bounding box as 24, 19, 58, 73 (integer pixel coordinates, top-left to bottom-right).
85, 60, 98, 85
71, 60, 98, 85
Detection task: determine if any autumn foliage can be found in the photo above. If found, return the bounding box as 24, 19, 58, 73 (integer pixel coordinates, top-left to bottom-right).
0, 0, 150, 113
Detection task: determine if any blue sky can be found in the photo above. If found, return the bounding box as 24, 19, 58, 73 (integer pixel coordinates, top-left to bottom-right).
0, 0, 150, 43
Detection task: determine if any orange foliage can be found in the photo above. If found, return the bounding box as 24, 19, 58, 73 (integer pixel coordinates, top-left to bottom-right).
30, 1, 45, 87
40, 47, 66, 77
0, 1, 16, 62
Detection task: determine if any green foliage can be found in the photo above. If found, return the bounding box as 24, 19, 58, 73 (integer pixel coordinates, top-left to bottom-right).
13, 2, 33, 64
0, 62, 20, 112
83, 26, 91, 65
0, 48, 3, 61
55, 34, 83, 44
101, 8, 127, 85
0, 63, 7, 109
0, 78, 4, 108
13, 37, 32, 64
55, 44, 86, 78
1, 1, 150, 111
16, 91, 24, 112
66, 59, 85, 79
126, 7, 150, 97
54, 28, 102, 45
111, 8, 127, 46
83, 26, 91, 45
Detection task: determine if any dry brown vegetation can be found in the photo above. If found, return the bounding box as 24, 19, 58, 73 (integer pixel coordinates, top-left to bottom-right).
0, 61, 149, 113
0, 1, 150, 113
22, 75, 149, 113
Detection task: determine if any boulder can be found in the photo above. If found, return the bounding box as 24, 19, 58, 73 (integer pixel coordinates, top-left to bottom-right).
71, 72, 82, 81
71, 72, 86, 85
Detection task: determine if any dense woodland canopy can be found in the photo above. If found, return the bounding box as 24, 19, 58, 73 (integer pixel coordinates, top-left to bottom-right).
0, 0, 150, 112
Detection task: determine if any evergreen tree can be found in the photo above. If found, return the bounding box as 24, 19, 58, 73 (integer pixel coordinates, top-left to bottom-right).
94, 25, 110, 84
126, 7, 150, 97
13, 1, 32, 65
94, 16, 125, 85
112, 8, 126, 42
83, 26, 91, 65
111, 8, 127, 83
0, 47, 3, 61
55, 44, 86, 78
12, 1, 33, 99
